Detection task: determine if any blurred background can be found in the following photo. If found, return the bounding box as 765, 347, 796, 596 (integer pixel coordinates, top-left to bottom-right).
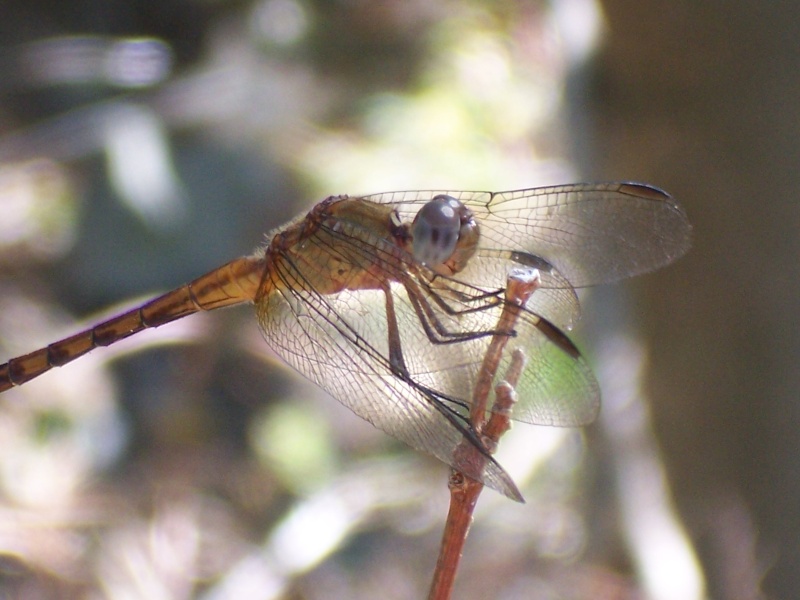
0, 1, 792, 599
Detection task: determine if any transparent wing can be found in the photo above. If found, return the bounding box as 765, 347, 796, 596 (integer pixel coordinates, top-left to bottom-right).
256, 223, 599, 497
384, 272, 600, 428
362, 181, 692, 290
257, 259, 522, 498
452, 249, 581, 330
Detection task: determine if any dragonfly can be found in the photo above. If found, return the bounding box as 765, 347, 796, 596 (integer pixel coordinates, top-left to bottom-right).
0, 182, 691, 500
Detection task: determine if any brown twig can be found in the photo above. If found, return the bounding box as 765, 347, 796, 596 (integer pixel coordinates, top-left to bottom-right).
427, 269, 539, 600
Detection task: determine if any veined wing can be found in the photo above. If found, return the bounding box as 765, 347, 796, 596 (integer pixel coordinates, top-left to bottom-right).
257, 252, 523, 499
361, 182, 692, 291
256, 218, 599, 498
386, 270, 600, 428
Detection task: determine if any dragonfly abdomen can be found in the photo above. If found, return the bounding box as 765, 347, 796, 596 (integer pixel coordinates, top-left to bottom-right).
0, 256, 265, 392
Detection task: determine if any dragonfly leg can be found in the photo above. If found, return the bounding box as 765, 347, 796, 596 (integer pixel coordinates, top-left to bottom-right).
382, 282, 410, 379
403, 278, 514, 346
426, 276, 506, 315
374, 269, 527, 498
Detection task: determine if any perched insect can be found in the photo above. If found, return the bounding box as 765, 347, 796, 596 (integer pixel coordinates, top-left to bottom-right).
0, 182, 691, 499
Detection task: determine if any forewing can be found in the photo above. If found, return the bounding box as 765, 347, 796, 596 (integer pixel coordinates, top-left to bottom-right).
361, 182, 692, 289
359, 189, 580, 329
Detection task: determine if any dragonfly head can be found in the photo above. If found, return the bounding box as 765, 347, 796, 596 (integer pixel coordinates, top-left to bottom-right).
410, 195, 479, 275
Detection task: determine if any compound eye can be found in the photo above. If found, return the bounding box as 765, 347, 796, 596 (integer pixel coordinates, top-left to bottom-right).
411, 195, 463, 267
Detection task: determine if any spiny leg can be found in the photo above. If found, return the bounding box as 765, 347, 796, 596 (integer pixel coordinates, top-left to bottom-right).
402, 276, 514, 346
381, 282, 492, 458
